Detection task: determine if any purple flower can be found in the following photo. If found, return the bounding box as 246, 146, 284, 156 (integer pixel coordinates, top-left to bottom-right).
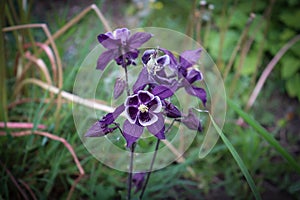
181, 108, 202, 132
97, 28, 152, 70
161, 48, 207, 106
132, 172, 146, 193
85, 105, 125, 137
123, 90, 165, 147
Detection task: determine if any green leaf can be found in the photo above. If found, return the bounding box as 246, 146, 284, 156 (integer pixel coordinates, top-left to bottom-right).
227, 98, 300, 174
286, 74, 300, 97
281, 57, 300, 79
280, 10, 300, 29
196, 109, 261, 200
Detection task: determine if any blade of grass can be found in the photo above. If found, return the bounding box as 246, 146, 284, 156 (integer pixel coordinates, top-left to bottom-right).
227, 98, 300, 174
195, 109, 261, 200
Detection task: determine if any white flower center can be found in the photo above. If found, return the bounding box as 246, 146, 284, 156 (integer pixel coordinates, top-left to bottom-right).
138, 104, 148, 113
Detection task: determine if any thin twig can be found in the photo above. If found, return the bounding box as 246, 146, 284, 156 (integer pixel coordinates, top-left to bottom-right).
246, 34, 300, 110
0, 122, 46, 129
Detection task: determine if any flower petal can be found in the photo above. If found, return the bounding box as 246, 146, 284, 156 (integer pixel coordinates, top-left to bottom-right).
132, 173, 146, 193
181, 108, 202, 132
85, 121, 117, 137
151, 84, 177, 100
96, 49, 117, 70
164, 100, 181, 118
123, 120, 144, 147
147, 113, 165, 139
113, 28, 131, 43
125, 106, 138, 124
128, 32, 152, 48
133, 67, 155, 93
141, 49, 156, 65
156, 55, 170, 66
179, 48, 202, 69
186, 69, 203, 84
138, 111, 158, 126
113, 78, 126, 99
97, 34, 121, 49
138, 91, 154, 104
185, 86, 207, 106
147, 96, 162, 113
159, 48, 178, 70
125, 94, 139, 106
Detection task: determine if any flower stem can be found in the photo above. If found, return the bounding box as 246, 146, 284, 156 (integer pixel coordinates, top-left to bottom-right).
127, 142, 136, 200
139, 139, 160, 199
124, 65, 130, 96
139, 119, 176, 199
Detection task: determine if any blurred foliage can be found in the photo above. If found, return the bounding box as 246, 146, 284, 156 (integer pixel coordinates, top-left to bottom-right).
1, 0, 300, 199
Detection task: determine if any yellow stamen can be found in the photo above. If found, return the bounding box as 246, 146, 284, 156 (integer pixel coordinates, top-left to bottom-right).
138, 104, 148, 113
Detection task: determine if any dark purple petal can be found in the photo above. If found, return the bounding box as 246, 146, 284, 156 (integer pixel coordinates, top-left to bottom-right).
164, 100, 181, 118
138, 91, 153, 104
132, 173, 146, 193
142, 49, 155, 65
126, 106, 139, 124
97, 49, 117, 70
97, 34, 121, 49
185, 86, 207, 106
133, 67, 155, 93
181, 109, 202, 132
85, 121, 117, 137
156, 55, 170, 66
125, 95, 139, 106
115, 49, 139, 66
113, 104, 125, 119
179, 48, 202, 69
151, 84, 177, 100
113, 78, 126, 99
185, 69, 202, 84
100, 104, 125, 125
147, 96, 162, 113
128, 32, 152, 48
138, 111, 158, 126
160, 48, 178, 70
147, 113, 165, 139
122, 120, 144, 147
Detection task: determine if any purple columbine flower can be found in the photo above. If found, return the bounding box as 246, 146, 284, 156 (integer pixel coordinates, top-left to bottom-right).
161, 48, 207, 106
85, 105, 125, 137
97, 28, 152, 70
132, 172, 146, 193
123, 90, 165, 147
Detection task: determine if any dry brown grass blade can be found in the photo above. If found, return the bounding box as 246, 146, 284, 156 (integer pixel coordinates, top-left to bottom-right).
0, 122, 46, 129
7, 98, 68, 109
246, 34, 300, 110
48, 4, 111, 45
23, 42, 57, 84
18, 179, 38, 200
3, 24, 63, 129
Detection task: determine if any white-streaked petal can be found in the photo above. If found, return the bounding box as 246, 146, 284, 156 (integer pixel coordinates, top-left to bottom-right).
138, 112, 158, 126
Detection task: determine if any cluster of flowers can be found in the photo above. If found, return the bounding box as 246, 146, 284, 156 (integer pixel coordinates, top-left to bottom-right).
84, 28, 206, 192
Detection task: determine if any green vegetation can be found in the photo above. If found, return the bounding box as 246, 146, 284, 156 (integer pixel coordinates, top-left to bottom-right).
1, 0, 300, 199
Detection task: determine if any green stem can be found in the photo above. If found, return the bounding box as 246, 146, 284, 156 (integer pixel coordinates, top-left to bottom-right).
139, 139, 160, 200
127, 142, 136, 200
139, 119, 176, 199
